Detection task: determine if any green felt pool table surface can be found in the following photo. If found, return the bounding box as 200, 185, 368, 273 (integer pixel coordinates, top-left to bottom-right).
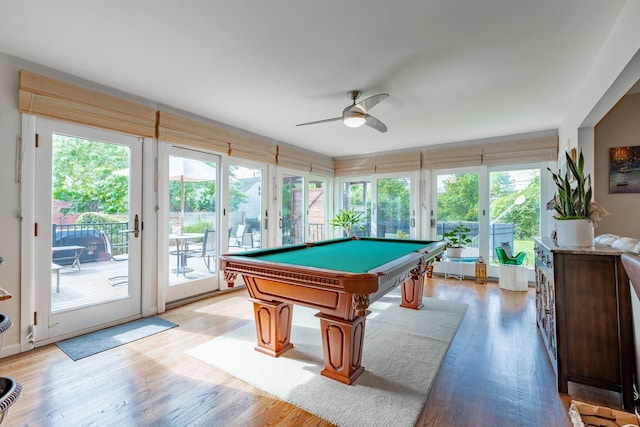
233, 237, 440, 273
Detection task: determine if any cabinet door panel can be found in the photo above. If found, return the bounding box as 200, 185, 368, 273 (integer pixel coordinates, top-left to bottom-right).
560, 255, 620, 383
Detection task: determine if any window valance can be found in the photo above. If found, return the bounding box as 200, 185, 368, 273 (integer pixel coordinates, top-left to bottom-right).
423, 135, 558, 170
276, 144, 334, 176
18, 70, 156, 138
157, 110, 277, 163
334, 151, 421, 176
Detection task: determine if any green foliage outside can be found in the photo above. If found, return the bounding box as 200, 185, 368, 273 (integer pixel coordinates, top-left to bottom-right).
344, 181, 371, 210
53, 135, 129, 214
377, 178, 410, 236
169, 180, 217, 213
343, 178, 410, 237
489, 172, 540, 239
227, 179, 248, 212
438, 170, 540, 240
52, 136, 248, 226
53, 135, 542, 261
511, 239, 534, 267
76, 212, 126, 226
182, 220, 215, 234
282, 175, 303, 230
437, 173, 479, 222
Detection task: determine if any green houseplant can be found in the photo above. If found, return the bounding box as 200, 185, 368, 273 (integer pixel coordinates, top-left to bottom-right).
443, 223, 472, 258
548, 150, 607, 246
548, 150, 592, 220
330, 208, 367, 237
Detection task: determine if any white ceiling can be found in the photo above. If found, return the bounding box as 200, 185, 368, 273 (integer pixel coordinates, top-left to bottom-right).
0, 1, 628, 157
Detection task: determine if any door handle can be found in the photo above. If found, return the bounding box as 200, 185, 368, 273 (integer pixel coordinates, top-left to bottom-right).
123, 214, 140, 238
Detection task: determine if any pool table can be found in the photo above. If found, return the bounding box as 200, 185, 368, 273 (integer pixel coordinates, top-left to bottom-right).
219, 236, 445, 384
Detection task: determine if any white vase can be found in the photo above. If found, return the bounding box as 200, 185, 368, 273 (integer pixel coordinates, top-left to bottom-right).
555, 219, 594, 247
446, 247, 463, 258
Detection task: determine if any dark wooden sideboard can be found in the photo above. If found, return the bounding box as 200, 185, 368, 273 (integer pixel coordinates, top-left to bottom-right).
534, 237, 635, 410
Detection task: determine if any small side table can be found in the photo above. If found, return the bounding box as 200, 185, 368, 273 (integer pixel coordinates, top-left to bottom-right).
443, 255, 464, 281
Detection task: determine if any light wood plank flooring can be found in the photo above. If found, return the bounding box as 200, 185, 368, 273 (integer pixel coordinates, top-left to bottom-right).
0, 277, 626, 426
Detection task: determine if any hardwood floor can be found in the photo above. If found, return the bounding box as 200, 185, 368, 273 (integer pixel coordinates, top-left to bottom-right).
0, 277, 626, 426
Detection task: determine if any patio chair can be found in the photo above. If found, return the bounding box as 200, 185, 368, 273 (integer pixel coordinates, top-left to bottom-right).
100, 231, 129, 286
185, 229, 217, 272
240, 232, 254, 251
229, 224, 245, 247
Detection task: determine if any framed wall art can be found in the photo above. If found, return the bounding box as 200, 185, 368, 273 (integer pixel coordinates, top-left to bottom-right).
609, 145, 640, 193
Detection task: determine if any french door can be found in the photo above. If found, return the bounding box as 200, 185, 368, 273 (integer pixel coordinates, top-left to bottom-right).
279, 171, 329, 245
161, 146, 220, 303
34, 119, 142, 342
432, 164, 544, 279
225, 160, 265, 254
339, 174, 415, 239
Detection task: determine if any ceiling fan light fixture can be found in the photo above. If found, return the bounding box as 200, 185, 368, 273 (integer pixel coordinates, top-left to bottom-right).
343, 111, 366, 128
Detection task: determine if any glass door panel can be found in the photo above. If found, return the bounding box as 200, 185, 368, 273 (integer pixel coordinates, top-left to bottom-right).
165, 147, 219, 302
307, 178, 326, 242
341, 180, 372, 237
35, 119, 142, 341
281, 174, 304, 245
376, 177, 411, 239
435, 172, 479, 258
228, 164, 263, 252
489, 168, 540, 267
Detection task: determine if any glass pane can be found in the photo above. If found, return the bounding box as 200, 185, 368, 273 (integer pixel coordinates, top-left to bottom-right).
51, 135, 130, 312
282, 174, 304, 245
377, 177, 410, 239
341, 180, 372, 237
228, 165, 262, 252
167, 155, 217, 284
436, 172, 479, 258
489, 168, 540, 267
308, 178, 326, 242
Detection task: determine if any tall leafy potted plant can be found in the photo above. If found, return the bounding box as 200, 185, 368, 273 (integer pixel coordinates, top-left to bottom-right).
443, 223, 472, 258
548, 150, 607, 246
330, 208, 367, 237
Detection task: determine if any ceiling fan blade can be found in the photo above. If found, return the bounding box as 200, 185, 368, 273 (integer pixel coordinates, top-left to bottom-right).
364, 114, 387, 133
357, 93, 389, 112
296, 117, 342, 127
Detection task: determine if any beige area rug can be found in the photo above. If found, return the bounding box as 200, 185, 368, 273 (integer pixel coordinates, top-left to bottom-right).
188, 291, 467, 427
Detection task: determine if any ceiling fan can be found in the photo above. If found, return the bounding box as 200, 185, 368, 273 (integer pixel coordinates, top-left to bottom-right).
296, 90, 389, 132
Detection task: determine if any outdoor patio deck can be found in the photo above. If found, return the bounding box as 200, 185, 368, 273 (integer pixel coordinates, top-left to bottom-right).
51, 253, 217, 312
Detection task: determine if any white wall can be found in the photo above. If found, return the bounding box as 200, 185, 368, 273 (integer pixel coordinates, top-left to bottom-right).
0, 55, 25, 354
560, 1, 640, 154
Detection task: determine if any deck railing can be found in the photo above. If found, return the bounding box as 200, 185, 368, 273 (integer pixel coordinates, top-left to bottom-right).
52, 222, 129, 264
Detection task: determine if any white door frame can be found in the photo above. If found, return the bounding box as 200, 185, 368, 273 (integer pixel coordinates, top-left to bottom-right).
21, 117, 148, 346
158, 144, 221, 305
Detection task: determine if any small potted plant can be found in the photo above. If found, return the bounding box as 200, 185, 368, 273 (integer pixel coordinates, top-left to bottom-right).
443, 223, 472, 258
548, 150, 608, 246
330, 208, 367, 237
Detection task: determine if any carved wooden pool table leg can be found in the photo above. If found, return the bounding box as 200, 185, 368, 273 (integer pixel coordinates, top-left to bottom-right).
250, 299, 294, 357
316, 313, 367, 385
400, 273, 425, 310
400, 263, 427, 310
